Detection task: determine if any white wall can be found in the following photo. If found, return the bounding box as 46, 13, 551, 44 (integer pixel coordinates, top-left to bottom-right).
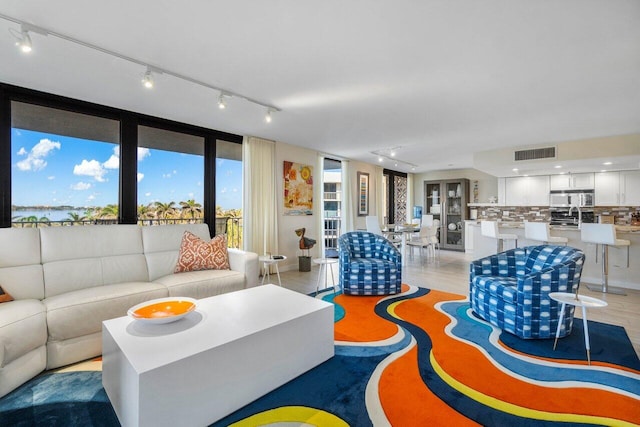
274, 141, 322, 272
412, 168, 498, 209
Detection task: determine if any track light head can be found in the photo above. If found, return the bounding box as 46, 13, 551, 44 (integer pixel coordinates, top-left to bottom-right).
142, 69, 154, 89
17, 30, 32, 52
10, 25, 33, 53
218, 93, 227, 109
265, 108, 273, 123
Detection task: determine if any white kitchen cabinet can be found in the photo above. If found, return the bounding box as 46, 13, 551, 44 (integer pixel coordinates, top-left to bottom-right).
549, 173, 594, 190
505, 176, 549, 206
595, 171, 640, 206
595, 172, 620, 205
620, 170, 640, 206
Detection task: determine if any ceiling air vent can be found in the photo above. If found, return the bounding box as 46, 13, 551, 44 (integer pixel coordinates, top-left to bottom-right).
514, 146, 556, 161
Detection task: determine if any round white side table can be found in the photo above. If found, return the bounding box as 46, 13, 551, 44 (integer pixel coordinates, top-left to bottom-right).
259, 255, 287, 287
313, 258, 338, 295
549, 292, 608, 365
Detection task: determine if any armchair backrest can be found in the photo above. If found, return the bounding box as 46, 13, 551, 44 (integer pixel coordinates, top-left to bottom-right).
524, 245, 584, 274
338, 231, 400, 260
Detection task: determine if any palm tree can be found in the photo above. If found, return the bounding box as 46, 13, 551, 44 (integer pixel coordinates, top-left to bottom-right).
180, 199, 203, 219
98, 204, 119, 219
137, 203, 155, 220
155, 201, 176, 220
67, 212, 86, 223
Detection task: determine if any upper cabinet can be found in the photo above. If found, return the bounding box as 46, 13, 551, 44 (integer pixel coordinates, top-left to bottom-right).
595, 171, 640, 206
504, 176, 549, 206
549, 173, 594, 190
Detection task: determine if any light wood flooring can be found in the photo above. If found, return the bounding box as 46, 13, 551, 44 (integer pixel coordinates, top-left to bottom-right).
276, 250, 640, 358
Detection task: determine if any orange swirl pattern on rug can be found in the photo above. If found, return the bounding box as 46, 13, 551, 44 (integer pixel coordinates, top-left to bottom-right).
393, 290, 640, 425
333, 284, 409, 342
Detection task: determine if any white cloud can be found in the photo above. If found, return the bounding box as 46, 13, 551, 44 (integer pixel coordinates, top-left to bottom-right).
48, 176, 55, 180
173, 170, 177, 174
15, 138, 61, 171
87, 194, 96, 201
137, 173, 144, 182
138, 147, 151, 161
220, 187, 227, 193
145, 192, 151, 197
188, 192, 194, 198
71, 182, 92, 191
103, 154, 119, 169
74, 159, 107, 182
162, 173, 172, 179
17, 147, 27, 156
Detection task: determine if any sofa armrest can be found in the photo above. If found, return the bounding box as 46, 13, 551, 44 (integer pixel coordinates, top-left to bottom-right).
227, 249, 260, 288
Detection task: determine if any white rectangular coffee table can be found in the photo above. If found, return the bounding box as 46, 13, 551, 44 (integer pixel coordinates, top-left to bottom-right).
102, 284, 334, 427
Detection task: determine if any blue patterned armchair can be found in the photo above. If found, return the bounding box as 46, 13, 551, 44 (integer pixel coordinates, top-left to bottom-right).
338, 231, 402, 295
470, 245, 585, 339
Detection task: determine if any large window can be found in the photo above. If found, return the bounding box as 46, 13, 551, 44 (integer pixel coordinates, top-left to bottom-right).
137, 126, 205, 225
1, 83, 243, 241
11, 102, 120, 226
322, 158, 342, 257
215, 139, 243, 247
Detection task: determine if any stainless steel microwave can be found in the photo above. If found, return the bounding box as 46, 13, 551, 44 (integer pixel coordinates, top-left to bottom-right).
549, 190, 594, 208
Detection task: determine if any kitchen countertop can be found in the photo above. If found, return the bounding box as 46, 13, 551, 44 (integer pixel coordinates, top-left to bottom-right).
466, 221, 640, 233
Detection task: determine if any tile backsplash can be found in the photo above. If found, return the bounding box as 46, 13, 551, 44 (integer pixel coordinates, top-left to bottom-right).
473, 206, 640, 225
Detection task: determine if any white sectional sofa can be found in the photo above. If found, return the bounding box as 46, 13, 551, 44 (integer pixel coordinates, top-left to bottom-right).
0, 223, 259, 398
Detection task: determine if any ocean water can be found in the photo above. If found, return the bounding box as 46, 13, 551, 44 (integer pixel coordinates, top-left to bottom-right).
11, 209, 89, 222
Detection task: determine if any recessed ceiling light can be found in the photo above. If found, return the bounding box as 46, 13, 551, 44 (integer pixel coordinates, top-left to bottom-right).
601, 169, 607, 172
554, 165, 562, 169
512, 168, 518, 172
603, 161, 612, 165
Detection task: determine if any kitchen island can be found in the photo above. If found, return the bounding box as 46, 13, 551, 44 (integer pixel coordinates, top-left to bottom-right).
467, 221, 640, 292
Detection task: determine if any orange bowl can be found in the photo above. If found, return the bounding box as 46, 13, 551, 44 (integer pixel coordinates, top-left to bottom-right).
128, 297, 197, 324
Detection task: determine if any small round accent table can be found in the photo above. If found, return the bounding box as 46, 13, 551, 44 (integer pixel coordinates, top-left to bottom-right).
313, 258, 338, 295
259, 255, 287, 287
549, 292, 608, 365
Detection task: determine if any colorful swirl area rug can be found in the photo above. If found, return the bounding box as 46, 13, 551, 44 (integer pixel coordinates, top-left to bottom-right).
1, 285, 639, 427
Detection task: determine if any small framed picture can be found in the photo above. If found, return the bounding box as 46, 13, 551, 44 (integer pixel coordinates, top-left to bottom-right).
357, 172, 369, 216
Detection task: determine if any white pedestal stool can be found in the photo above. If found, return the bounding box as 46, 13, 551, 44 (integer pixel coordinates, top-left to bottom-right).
481, 220, 517, 253
580, 223, 630, 295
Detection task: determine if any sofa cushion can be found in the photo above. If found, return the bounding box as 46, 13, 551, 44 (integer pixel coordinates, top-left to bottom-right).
0, 228, 44, 300
40, 226, 149, 297
0, 299, 47, 368
175, 232, 229, 273
44, 282, 168, 341
153, 269, 245, 299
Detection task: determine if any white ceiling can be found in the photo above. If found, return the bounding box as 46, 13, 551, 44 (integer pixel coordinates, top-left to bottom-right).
1, 1, 639, 174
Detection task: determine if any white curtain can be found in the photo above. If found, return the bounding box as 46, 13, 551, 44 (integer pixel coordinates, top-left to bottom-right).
242, 136, 278, 256
341, 160, 354, 232
317, 154, 325, 256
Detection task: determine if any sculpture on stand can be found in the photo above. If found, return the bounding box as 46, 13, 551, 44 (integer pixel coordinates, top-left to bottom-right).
295, 228, 316, 271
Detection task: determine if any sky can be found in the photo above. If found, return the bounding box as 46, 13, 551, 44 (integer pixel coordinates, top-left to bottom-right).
11, 128, 242, 209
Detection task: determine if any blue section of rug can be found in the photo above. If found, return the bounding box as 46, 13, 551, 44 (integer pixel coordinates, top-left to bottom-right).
0, 371, 118, 427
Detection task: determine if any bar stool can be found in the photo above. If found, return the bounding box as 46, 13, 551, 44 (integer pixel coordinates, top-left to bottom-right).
524, 221, 568, 245
580, 223, 630, 295
481, 220, 517, 253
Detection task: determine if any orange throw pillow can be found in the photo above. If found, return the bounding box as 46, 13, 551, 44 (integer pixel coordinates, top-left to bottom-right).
175, 231, 230, 273
0, 285, 14, 303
